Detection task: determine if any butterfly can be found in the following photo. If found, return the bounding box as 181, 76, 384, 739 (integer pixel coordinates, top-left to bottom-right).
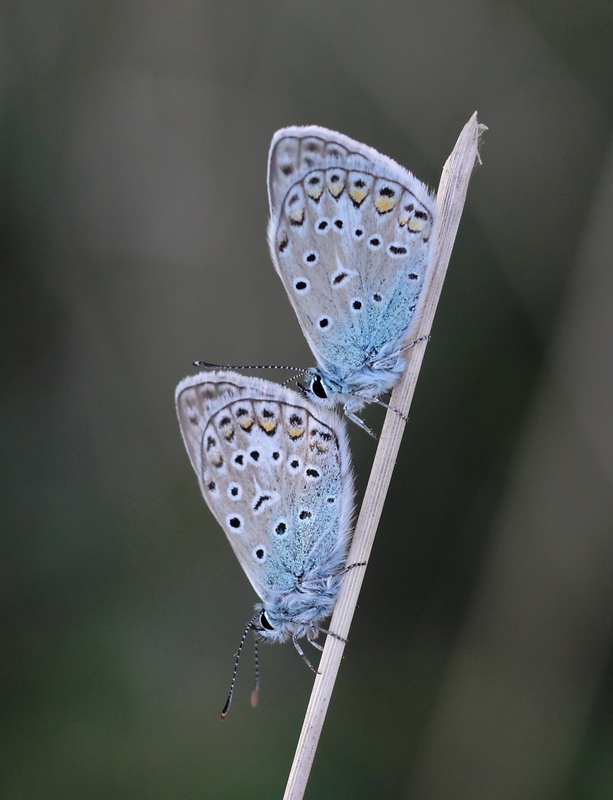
267, 126, 437, 434
175, 371, 355, 715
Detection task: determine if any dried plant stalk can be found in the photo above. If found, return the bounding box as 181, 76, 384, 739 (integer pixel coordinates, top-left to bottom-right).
282, 113, 487, 800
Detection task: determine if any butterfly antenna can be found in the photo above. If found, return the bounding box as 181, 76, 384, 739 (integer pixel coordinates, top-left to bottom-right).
280, 374, 308, 388
251, 637, 260, 709
220, 613, 259, 720
194, 360, 306, 373
194, 361, 316, 390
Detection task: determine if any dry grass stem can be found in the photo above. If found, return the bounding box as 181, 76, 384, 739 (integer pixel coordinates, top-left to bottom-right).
283, 113, 486, 800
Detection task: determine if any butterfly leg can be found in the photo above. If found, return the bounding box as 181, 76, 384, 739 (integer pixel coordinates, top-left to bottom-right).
342, 561, 367, 574
292, 635, 319, 673
344, 408, 379, 439
309, 624, 348, 645
396, 333, 431, 354
369, 395, 409, 422
327, 560, 367, 578
372, 334, 431, 370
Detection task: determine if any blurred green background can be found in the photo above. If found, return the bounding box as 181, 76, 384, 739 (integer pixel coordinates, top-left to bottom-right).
3, 2, 613, 798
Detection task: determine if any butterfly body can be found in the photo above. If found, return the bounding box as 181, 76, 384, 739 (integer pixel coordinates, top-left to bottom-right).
175, 372, 354, 649
268, 126, 436, 426
305, 351, 406, 416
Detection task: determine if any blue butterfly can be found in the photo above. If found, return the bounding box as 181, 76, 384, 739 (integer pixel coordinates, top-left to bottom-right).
267, 126, 436, 434
175, 371, 355, 715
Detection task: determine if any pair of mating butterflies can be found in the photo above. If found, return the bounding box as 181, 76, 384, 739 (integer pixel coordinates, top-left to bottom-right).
175, 126, 437, 714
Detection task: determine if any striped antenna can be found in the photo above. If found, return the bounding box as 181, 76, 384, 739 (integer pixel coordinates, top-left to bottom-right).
220, 613, 260, 720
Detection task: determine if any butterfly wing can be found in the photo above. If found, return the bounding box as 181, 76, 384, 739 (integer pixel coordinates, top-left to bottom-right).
267, 126, 437, 384
176, 373, 247, 488
175, 372, 354, 604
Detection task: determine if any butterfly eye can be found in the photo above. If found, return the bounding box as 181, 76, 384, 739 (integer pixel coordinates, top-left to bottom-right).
311, 376, 327, 400
260, 611, 274, 631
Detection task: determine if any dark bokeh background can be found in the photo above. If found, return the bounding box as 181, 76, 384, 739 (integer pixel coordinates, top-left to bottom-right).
3, 2, 613, 798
